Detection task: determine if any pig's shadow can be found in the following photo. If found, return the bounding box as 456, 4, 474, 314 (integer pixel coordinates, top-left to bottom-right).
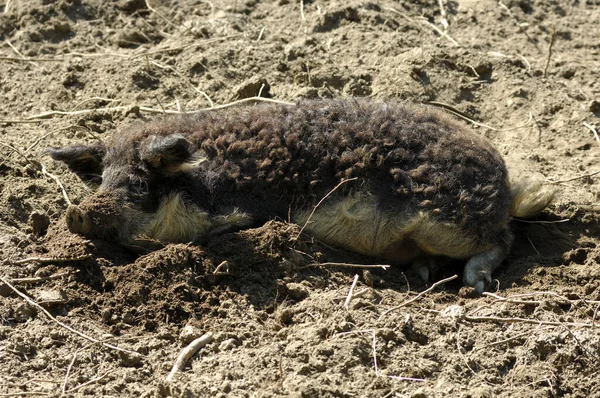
58, 211, 593, 328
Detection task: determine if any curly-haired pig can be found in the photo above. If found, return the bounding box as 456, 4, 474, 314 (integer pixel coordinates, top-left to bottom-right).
46, 98, 553, 292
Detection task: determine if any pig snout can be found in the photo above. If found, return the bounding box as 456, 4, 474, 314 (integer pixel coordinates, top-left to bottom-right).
66, 205, 91, 235
63, 191, 134, 241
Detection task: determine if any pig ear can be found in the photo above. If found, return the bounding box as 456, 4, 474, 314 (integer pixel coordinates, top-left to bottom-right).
45, 143, 106, 184
139, 134, 195, 172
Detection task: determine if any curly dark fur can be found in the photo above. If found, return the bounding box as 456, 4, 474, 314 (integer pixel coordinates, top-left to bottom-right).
105, 98, 510, 245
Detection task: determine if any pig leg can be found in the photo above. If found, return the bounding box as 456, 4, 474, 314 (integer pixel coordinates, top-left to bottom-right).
462, 229, 513, 293
410, 256, 434, 283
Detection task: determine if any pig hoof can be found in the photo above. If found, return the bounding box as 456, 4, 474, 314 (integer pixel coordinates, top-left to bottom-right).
411, 257, 432, 283
66, 205, 89, 235
463, 246, 506, 294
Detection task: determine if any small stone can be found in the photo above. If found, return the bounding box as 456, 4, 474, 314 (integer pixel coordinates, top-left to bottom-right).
279, 259, 294, 275
36, 289, 68, 307
221, 381, 232, 393
16, 302, 37, 321
232, 77, 271, 100
29, 212, 50, 236
218, 338, 239, 351
411, 387, 429, 398
101, 309, 112, 323
117, 0, 147, 13
276, 308, 293, 325
119, 350, 142, 367
285, 283, 309, 301
179, 324, 203, 344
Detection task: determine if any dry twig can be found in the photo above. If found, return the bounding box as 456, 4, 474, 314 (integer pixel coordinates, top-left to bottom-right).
343, 274, 360, 309
380, 274, 458, 317
144, 0, 180, 30
11, 255, 91, 265
426, 101, 533, 131
9, 271, 78, 285
0, 277, 140, 355
384, 7, 458, 46
0, 141, 72, 205
5, 40, 41, 69
213, 260, 229, 274
498, 1, 540, 52
295, 177, 358, 239
166, 333, 214, 382
583, 122, 599, 143
543, 25, 557, 78
16, 96, 293, 122
65, 372, 110, 394
300, 262, 390, 271
464, 314, 594, 328
334, 329, 379, 375
549, 169, 600, 184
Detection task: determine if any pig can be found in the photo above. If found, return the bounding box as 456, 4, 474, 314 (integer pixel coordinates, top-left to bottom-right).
46, 98, 553, 292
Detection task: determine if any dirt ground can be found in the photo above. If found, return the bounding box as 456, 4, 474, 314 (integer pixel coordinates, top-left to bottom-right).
1, 0, 599, 397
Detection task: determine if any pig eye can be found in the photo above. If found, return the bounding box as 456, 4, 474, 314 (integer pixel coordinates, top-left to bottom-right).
127, 180, 148, 195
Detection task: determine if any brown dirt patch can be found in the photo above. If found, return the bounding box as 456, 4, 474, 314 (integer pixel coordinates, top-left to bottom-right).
1, 0, 599, 397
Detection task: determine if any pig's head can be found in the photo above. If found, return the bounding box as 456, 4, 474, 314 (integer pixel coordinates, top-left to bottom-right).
46, 133, 208, 248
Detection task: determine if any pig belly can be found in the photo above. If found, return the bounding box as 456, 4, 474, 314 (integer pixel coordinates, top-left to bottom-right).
379, 239, 422, 264
292, 192, 418, 259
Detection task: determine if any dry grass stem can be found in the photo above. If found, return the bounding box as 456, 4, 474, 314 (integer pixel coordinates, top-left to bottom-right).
384, 7, 457, 46
40, 163, 72, 205
144, 0, 180, 30
256, 26, 265, 41
150, 60, 214, 107
2, 36, 240, 64
299, 0, 306, 21
550, 169, 600, 184
464, 314, 594, 328
483, 291, 600, 305
18, 96, 294, 121
62, 353, 77, 394
343, 274, 360, 309
418, 17, 458, 46
498, 1, 540, 52
0, 141, 72, 204
65, 372, 110, 394
296, 177, 358, 239
26, 125, 101, 154
9, 271, 78, 285
513, 218, 570, 224
333, 329, 379, 375
438, 0, 448, 32
543, 25, 557, 78
213, 260, 229, 274
70, 97, 121, 111
456, 328, 476, 375
518, 54, 532, 73
427, 101, 533, 131
12, 254, 92, 265
387, 376, 426, 382
477, 326, 552, 350
0, 276, 140, 355
0, 56, 62, 63
527, 236, 540, 255
5, 40, 41, 69
301, 262, 390, 270
583, 122, 599, 143
166, 333, 214, 382
380, 274, 458, 317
